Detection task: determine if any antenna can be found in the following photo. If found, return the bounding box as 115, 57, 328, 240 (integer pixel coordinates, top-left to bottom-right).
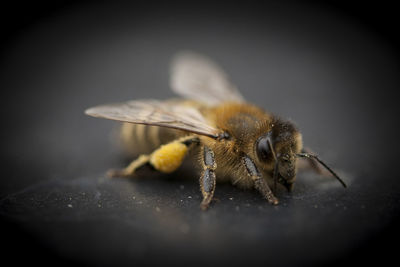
296, 153, 347, 188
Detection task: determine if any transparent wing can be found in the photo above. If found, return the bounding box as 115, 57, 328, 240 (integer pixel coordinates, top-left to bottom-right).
170, 51, 246, 105
85, 99, 221, 138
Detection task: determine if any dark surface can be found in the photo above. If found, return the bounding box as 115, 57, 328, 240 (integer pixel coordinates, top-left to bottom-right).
1, 1, 399, 266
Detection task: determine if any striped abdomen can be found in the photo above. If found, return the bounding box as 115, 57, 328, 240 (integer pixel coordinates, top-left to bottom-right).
120, 123, 187, 155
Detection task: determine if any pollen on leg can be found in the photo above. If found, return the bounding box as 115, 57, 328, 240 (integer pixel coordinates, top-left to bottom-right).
149, 142, 188, 173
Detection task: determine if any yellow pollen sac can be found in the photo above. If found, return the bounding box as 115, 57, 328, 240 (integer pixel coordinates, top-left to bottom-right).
149, 142, 188, 173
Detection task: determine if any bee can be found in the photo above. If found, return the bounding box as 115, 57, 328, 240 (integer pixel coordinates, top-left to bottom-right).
85, 52, 346, 210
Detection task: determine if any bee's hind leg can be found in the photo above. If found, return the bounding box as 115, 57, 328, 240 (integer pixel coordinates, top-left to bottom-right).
107, 135, 199, 178
107, 154, 150, 178
199, 146, 217, 210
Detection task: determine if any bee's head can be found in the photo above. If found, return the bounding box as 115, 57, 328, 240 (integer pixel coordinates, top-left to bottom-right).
255, 117, 347, 191
255, 119, 302, 192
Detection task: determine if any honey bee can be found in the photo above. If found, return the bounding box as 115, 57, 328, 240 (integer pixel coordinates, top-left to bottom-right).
85, 52, 346, 210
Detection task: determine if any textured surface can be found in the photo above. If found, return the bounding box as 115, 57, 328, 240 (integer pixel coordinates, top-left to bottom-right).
1, 2, 399, 266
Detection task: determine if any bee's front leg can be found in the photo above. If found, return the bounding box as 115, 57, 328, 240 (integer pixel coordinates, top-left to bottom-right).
242, 155, 279, 205
199, 146, 217, 210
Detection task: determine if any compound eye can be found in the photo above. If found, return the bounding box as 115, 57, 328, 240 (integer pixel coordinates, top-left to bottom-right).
256, 135, 272, 161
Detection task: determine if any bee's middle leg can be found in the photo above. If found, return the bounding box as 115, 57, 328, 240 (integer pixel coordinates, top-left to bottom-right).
199, 146, 217, 210
242, 155, 279, 205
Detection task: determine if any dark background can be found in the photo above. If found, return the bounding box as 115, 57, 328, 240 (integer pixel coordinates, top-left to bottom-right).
1, 1, 399, 266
